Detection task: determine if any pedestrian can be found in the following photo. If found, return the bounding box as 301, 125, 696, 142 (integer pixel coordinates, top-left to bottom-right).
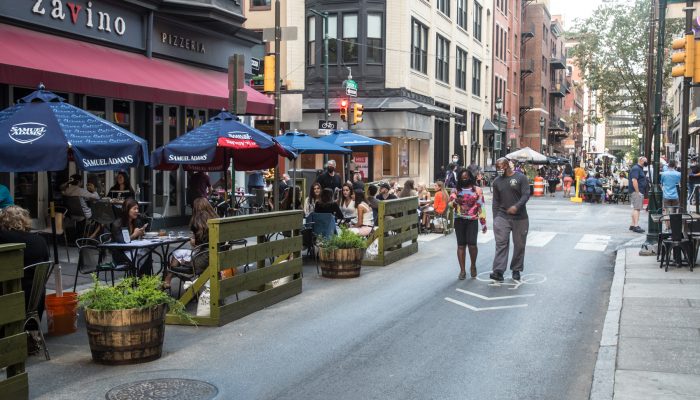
546, 166, 560, 197
628, 156, 648, 234
352, 172, 365, 192
562, 163, 573, 198
451, 154, 462, 168
399, 179, 417, 198
660, 160, 682, 228
450, 169, 487, 280
689, 157, 700, 205
435, 165, 446, 184
376, 182, 397, 201
0, 183, 14, 209
445, 163, 457, 189
574, 164, 586, 196
490, 157, 530, 282
467, 160, 480, 177
187, 171, 211, 206
316, 160, 342, 192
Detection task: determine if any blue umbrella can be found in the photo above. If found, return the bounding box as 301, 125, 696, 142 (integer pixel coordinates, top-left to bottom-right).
151, 110, 294, 172
0, 86, 149, 172
317, 129, 390, 147
277, 131, 351, 208
276, 131, 352, 155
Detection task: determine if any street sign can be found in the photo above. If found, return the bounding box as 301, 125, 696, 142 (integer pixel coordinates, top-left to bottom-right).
318, 120, 338, 130
251, 57, 261, 75
317, 129, 333, 136
345, 79, 358, 97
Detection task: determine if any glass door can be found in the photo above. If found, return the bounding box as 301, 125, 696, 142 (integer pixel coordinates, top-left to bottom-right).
152, 105, 180, 217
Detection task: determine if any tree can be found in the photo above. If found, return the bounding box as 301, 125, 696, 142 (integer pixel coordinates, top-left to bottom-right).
569, 0, 683, 130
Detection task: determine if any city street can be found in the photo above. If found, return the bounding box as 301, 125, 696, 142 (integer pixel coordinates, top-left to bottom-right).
28, 197, 640, 400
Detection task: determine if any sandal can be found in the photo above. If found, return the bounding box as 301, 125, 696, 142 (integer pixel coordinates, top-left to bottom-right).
458, 271, 466, 280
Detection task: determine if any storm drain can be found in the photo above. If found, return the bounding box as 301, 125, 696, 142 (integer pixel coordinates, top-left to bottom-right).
106, 378, 218, 400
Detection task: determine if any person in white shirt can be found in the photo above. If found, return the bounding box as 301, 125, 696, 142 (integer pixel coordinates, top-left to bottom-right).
62, 174, 99, 218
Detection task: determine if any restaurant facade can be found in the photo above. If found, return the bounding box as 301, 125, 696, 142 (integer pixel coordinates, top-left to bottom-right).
0, 0, 272, 224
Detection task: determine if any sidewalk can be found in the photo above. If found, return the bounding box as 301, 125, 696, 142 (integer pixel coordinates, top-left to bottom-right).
591, 247, 700, 400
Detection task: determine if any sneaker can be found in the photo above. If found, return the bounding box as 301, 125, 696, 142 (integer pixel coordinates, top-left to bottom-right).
629, 226, 635, 231
489, 272, 504, 282
470, 265, 477, 278
512, 271, 521, 281
633, 226, 645, 234
458, 271, 467, 280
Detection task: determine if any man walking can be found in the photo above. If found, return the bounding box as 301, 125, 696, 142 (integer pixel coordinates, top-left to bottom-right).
316, 160, 342, 192
490, 158, 530, 282
660, 160, 682, 227
629, 156, 648, 233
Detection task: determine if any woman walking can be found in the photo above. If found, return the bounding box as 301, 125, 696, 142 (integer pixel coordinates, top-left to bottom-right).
546, 167, 560, 197
450, 169, 487, 280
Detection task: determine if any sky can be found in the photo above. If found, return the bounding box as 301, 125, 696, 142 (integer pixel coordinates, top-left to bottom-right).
549, 0, 606, 28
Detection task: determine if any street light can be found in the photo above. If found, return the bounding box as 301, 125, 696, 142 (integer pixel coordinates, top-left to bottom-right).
637, 132, 643, 154
539, 116, 545, 154
495, 97, 503, 158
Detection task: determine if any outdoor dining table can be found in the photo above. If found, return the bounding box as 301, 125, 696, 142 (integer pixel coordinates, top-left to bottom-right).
98, 236, 189, 277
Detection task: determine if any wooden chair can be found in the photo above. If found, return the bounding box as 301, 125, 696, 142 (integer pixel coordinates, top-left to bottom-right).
23, 261, 53, 361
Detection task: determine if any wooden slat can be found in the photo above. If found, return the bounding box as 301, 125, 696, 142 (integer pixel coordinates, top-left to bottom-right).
383, 242, 418, 266
213, 212, 303, 241
0, 372, 28, 400
0, 250, 24, 284
218, 278, 302, 326
0, 333, 27, 369
383, 228, 419, 249
382, 197, 418, 215
383, 214, 419, 232
219, 258, 302, 299
217, 236, 302, 270
165, 314, 219, 326
209, 210, 301, 225
0, 292, 25, 326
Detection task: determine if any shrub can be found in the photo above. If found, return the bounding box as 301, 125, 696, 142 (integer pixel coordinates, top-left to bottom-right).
318, 226, 367, 250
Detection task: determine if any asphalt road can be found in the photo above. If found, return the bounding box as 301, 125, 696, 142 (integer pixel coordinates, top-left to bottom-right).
29, 196, 642, 400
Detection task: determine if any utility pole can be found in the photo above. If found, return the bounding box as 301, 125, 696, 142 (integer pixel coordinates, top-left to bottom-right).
679, 0, 693, 210
645, 0, 656, 158
273, 0, 281, 211
310, 9, 330, 162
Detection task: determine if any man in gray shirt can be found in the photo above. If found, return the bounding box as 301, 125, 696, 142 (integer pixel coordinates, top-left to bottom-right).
490, 158, 530, 282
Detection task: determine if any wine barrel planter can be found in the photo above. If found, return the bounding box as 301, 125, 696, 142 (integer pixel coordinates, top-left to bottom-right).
85, 304, 166, 365
318, 247, 364, 278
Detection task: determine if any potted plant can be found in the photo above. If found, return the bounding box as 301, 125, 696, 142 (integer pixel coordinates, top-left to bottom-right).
78, 275, 194, 365
317, 227, 368, 279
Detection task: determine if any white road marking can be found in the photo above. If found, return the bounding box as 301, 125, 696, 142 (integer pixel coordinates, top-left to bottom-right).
455, 288, 535, 300
445, 297, 529, 311
526, 231, 557, 247
574, 242, 608, 252
574, 234, 611, 252
580, 234, 611, 243
477, 231, 494, 243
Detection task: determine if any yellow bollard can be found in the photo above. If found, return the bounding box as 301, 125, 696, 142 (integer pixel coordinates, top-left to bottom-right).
570, 177, 583, 203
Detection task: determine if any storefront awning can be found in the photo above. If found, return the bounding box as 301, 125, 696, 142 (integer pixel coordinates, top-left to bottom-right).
0, 23, 273, 115
482, 119, 499, 133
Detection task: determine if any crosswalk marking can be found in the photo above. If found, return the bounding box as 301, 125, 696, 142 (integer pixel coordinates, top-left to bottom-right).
574, 234, 610, 252
526, 231, 557, 247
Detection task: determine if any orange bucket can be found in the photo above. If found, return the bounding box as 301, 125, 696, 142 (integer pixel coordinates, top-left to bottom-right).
45, 292, 78, 335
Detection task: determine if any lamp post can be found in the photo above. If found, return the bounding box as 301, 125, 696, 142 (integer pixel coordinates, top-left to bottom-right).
495, 97, 503, 158
539, 116, 545, 154
637, 132, 643, 155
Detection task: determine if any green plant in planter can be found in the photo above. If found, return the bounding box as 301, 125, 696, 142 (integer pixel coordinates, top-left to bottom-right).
318, 226, 368, 250
79, 274, 195, 325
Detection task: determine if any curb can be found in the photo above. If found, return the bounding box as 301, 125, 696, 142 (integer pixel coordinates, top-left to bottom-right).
589, 248, 625, 400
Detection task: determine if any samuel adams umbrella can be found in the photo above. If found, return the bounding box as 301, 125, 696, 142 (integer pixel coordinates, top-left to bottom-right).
317, 129, 390, 147
0, 85, 150, 294
151, 110, 294, 172
0, 86, 149, 172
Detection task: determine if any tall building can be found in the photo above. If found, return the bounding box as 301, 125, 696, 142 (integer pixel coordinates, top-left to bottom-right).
264, 0, 495, 184
520, 1, 567, 156
562, 19, 585, 163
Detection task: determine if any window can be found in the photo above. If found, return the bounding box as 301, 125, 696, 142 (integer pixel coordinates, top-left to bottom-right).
542, 56, 547, 74
411, 19, 428, 73
367, 13, 383, 63
436, 35, 450, 83
456, 47, 468, 90
437, 0, 450, 17
541, 87, 547, 107
343, 14, 358, 63
307, 16, 316, 65
326, 15, 338, 64
250, 0, 271, 10
454, 108, 467, 156
495, 26, 500, 60
472, 58, 482, 96
473, 1, 482, 41
457, 0, 467, 30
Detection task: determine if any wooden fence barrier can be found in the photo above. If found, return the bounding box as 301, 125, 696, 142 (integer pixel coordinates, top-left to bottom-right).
0, 244, 28, 399
363, 197, 419, 266
166, 211, 304, 326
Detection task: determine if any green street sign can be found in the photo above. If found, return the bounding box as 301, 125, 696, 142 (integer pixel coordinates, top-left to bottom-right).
345, 79, 358, 97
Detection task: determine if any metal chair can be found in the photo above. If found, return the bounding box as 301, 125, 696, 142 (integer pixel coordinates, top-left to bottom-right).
659, 214, 695, 272
63, 196, 90, 238
24, 261, 53, 361
166, 243, 208, 298
74, 238, 129, 291
39, 206, 70, 262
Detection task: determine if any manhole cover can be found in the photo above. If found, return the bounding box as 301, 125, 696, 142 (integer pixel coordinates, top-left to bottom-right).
106, 378, 218, 400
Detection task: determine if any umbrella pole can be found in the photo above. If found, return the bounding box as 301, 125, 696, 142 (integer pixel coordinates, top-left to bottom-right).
292, 155, 298, 210
230, 150, 236, 212
47, 171, 63, 296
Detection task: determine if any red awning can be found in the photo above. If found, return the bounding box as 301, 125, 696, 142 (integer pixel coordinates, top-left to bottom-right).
0, 23, 273, 115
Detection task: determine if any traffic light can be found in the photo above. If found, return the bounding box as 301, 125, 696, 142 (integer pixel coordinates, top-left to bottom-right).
353, 103, 364, 125
263, 55, 275, 92
671, 34, 694, 78
340, 99, 349, 122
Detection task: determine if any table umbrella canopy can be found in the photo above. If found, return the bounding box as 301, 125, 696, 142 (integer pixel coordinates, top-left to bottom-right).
0, 85, 149, 172
151, 110, 295, 171
596, 153, 616, 161
277, 131, 352, 155
506, 147, 548, 163
318, 130, 390, 147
